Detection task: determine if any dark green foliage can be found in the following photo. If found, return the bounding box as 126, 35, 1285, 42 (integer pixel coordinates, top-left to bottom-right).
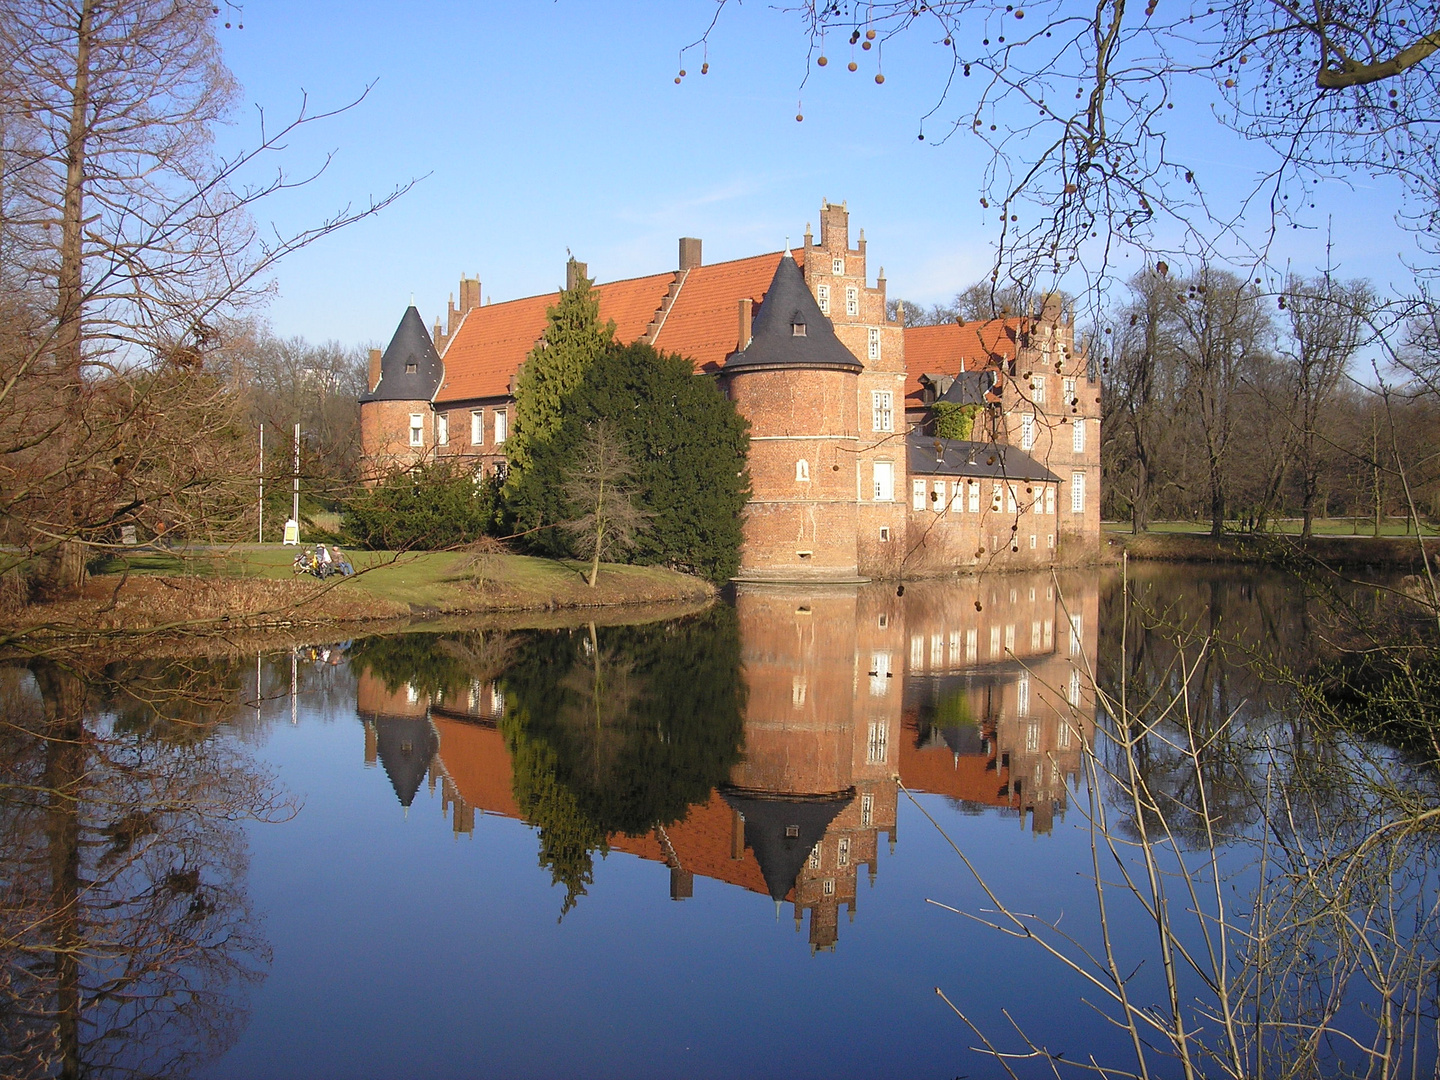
343, 460, 500, 550
934, 402, 982, 441
508, 342, 750, 582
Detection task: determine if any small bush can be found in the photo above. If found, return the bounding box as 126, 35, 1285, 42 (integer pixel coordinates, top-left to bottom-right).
343, 461, 500, 551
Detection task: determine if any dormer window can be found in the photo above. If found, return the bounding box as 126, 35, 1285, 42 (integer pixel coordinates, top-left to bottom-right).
405, 361, 417, 374
792, 322, 807, 336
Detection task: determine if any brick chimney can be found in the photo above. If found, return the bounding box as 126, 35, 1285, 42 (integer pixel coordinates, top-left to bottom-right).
367, 348, 382, 392
566, 257, 588, 291
738, 298, 753, 350
679, 237, 702, 271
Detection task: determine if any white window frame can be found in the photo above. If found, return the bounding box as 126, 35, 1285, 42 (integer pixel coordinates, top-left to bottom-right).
873, 460, 894, 501
968, 481, 980, 513
409, 413, 424, 447
832, 257, 844, 275
1071, 470, 1086, 513
493, 409, 508, 445
1021, 412, 1035, 451
471, 410, 483, 445
912, 478, 927, 512
817, 283, 830, 314
795, 459, 810, 482
870, 651, 891, 696
1032, 376, 1046, 404
436, 412, 449, 446
1046, 486, 1056, 514
1007, 484, 1018, 514
932, 480, 946, 512
950, 480, 964, 512
1064, 376, 1077, 402
846, 286, 860, 317
1072, 416, 1086, 453
867, 721, 888, 764
868, 326, 880, 360
872, 390, 893, 432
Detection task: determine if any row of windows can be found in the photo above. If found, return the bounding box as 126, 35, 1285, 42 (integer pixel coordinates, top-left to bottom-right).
904, 615, 1084, 673
1018, 375, 1081, 406
1019, 413, 1086, 453
409, 409, 507, 448
910, 477, 1062, 515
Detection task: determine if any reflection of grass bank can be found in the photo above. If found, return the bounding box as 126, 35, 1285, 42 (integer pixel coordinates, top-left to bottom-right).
1111, 530, 1440, 569
5, 549, 714, 638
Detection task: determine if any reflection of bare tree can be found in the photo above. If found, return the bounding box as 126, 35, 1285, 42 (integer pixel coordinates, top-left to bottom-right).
0, 658, 289, 1079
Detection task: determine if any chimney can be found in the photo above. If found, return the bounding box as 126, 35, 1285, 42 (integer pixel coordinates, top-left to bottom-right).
678, 237, 702, 271
1042, 291, 1063, 325
459, 275, 481, 314
565, 257, 588, 291
738, 298, 753, 350
367, 348, 382, 392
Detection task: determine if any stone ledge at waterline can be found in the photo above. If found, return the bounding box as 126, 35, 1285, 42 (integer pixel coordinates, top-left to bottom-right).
1111, 531, 1440, 570
1, 550, 716, 639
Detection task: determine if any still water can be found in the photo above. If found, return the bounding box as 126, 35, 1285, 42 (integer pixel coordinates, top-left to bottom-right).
3, 567, 1437, 1078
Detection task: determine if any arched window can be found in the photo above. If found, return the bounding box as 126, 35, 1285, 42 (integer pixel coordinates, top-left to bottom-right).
795, 459, 810, 482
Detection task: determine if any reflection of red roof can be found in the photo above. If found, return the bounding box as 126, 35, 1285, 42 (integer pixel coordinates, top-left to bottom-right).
898, 727, 1011, 808
903, 319, 1023, 407
434, 253, 784, 403
432, 717, 521, 819
608, 791, 774, 898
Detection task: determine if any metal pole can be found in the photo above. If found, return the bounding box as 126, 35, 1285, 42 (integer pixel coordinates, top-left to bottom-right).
258, 423, 264, 543
293, 422, 301, 535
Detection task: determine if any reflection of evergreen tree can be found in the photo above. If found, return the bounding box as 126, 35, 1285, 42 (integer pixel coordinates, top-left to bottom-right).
347, 631, 515, 701
499, 606, 746, 915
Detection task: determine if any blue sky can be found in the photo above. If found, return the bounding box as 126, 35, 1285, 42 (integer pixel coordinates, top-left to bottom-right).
215, 2, 1418, 347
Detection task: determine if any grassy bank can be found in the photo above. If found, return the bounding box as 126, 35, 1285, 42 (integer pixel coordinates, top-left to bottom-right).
1110, 529, 1440, 569
3, 547, 715, 639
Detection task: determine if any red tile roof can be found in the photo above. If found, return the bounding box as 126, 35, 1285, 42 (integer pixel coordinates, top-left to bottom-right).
434, 253, 784, 404
903, 319, 1024, 408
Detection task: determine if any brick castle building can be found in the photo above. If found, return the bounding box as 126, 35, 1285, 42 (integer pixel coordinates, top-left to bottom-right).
359, 200, 1101, 578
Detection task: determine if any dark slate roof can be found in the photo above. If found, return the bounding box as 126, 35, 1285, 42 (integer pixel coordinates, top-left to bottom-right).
372, 714, 439, 808
906, 432, 1061, 482
720, 788, 853, 901
938, 370, 1001, 407
723, 254, 863, 374
359, 306, 444, 403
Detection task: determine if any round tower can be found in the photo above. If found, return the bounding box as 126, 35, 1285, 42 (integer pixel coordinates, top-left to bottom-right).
721, 254, 863, 581
358, 305, 444, 480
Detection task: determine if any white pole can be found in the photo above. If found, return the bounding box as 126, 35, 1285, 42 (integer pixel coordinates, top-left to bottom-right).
258, 423, 265, 543
292, 422, 301, 536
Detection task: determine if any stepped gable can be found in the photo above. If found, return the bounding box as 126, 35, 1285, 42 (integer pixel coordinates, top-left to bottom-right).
723, 254, 863, 374
648, 252, 783, 373
435, 272, 674, 404
360, 306, 444, 403
903, 319, 1022, 409
906, 431, 1060, 482
720, 789, 853, 901
372, 714, 439, 808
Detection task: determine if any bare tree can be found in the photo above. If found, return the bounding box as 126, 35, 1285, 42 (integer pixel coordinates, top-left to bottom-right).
560, 421, 650, 588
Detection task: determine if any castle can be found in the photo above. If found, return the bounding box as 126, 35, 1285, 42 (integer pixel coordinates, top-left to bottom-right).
358, 200, 1101, 579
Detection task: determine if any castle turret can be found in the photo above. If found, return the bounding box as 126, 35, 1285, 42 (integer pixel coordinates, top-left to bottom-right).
722, 254, 864, 581
358, 306, 444, 478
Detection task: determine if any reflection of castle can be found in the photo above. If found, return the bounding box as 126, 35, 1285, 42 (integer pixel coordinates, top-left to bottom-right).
350, 571, 1097, 950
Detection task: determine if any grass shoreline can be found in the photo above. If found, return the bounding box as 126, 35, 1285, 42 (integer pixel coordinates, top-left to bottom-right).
1107, 528, 1440, 569
2, 548, 716, 642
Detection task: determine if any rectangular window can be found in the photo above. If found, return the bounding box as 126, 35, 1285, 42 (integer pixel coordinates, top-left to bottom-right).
991, 483, 1003, 512
870, 652, 891, 696
968, 482, 980, 513
950, 480, 964, 512
867, 721, 889, 764
436, 412, 449, 446
822, 878, 836, 896
1046, 486, 1056, 514
809, 843, 822, 870
1044, 620, 1053, 648
872, 390, 893, 432
1005, 624, 1015, 653
1007, 484, 1018, 514
832, 257, 844, 275
912, 478, 926, 511
1021, 412, 1035, 451
1068, 668, 1082, 706
1047, 533, 1055, 549
1070, 613, 1084, 655
1032, 376, 1046, 403
949, 630, 961, 663
989, 626, 1002, 659
1018, 673, 1031, 717
409, 413, 424, 447
1071, 471, 1086, 513
868, 327, 880, 360
817, 283, 830, 314
838, 836, 850, 867
873, 461, 894, 501
471, 410, 483, 445
846, 286, 860, 316
931, 635, 944, 666
1029, 534, 1037, 549
1031, 621, 1042, 649
792, 676, 807, 707
1064, 376, 1077, 402
861, 793, 874, 828
1072, 417, 1086, 453
932, 480, 946, 512
965, 628, 978, 663
494, 409, 508, 445
490, 684, 505, 716
1058, 722, 1072, 749
910, 635, 924, 668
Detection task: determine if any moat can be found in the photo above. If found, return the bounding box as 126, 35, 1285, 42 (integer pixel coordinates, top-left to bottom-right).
2, 565, 1436, 1078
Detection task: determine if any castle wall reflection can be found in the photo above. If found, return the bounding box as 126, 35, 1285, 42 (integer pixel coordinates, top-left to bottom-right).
353, 570, 1099, 952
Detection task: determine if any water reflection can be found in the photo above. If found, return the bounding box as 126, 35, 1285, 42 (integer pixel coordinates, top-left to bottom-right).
346, 571, 1100, 950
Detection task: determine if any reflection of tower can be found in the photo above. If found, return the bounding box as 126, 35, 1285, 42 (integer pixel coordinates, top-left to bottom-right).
898, 571, 1100, 833
725, 584, 901, 952
355, 669, 438, 812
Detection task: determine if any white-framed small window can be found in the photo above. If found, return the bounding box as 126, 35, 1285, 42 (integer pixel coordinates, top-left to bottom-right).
838, 836, 851, 867
471, 410, 483, 445
950, 480, 964, 512
1032, 376, 1046, 403
792, 676, 807, 708
409, 413, 424, 447
1048, 533, 1055, 548
1025, 720, 1039, 749
795, 459, 810, 482
1007, 484, 1018, 514
1064, 376, 1077, 401
870, 651, 891, 696
405, 683, 419, 704
846, 286, 860, 316
872, 390, 893, 432
1032, 621, 1042, 649
1070, 613, 1084, 654
873, 460, 894, 501
1029, 534, 1037, 548
968, 481, 980, 513
1058, 722, 1072, 749
1021, 412, 1035, 451
912, 478, 926, 511
867, 721, 888, 764
868, 326, 880, 359
1071, 470, 1086, 513
991, 482, 1003, 512
949, 630, 961, 663
1072, 416, 1086, 453
1068, 668, 1082, 706
822, 878, 836, 896
931, 635, 943, 666
1005, 624, 1016, 652
494, 409, 507, 445
933, 480, 947, 512
832, 257, 845, 275
436, 412, 449, 446
792, 321, 807, 337
809, 843, 822, 870
990, 626, 1002, 659
817, 283, 830, 314
879, 526, 890, 542
1046, 486, 1056, 514
911, 635, 925, 668
1044, 619, 1054, 647
1018, 673, 1031, 717
965, 628, 978, 663
861, 793, 874, 828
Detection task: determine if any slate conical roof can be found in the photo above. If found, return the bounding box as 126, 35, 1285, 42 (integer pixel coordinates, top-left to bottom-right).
720, 788, 854, 901
359, 306, 444, 403
723, 254, 863, 373
372, 714, 439, 808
